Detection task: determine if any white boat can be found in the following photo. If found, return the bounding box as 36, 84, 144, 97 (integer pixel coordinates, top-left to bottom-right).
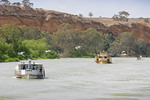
14, 59, 45, 79
137, 55, 142, 60
120, 51, 128, 57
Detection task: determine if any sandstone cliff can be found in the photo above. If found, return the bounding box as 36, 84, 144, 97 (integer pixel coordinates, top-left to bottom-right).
0, 5, 150, 42
108, 23, 150, 42
0, 5, 107, 33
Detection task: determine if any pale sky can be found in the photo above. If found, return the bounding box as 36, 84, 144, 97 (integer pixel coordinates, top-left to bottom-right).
8, 0, 150, 18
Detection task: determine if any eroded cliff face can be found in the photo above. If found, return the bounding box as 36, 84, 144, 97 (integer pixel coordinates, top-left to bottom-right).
108, 23, 150, 42
0, 5, 108, 33
0, 5, 150, 42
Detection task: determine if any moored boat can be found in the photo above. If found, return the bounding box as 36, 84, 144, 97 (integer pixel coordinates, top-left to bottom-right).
14, 59, 45, 79
137, 55, 142, 60
95, 51, 112, 64
120, 51, 128, 57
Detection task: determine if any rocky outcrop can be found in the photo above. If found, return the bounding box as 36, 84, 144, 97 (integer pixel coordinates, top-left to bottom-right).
0, 5, 150, 42
107, 23, 150, 42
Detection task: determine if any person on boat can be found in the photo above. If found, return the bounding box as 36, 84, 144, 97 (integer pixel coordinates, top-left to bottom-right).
23, 65, 26, 70
32, 66, 35, 70
28, 59, 31, 64
39, 67, 43, 75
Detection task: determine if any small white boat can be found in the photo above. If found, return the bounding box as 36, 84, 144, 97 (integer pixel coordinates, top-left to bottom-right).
14, 59, 45, 79
137, 55, 142, 60
120, 51, 128, 57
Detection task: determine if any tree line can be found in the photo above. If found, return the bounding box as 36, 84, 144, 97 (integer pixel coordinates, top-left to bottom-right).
0, 24, 150, 62
0, 0, 33, 8
112, 11, 129, 22
0, 24, 58, 62
49, 23, 150, 57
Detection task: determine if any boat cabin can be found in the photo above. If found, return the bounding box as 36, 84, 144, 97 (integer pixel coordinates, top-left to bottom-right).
95, 51, 112, 64
14, 60, 45, 79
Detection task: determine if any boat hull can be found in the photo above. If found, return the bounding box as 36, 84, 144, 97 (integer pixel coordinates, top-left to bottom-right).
15, 74, 45, 79
95, 60, 112, 64
14, 69, 45, 79
95, 56, 112, 64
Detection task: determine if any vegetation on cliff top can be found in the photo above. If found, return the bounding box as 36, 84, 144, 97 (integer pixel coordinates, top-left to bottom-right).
0, 0, 33, 8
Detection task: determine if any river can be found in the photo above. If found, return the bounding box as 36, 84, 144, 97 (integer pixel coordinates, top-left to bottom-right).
0, 58, 150, 100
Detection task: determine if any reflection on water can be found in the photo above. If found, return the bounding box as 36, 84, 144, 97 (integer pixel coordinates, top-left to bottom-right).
0, 58, 150, 100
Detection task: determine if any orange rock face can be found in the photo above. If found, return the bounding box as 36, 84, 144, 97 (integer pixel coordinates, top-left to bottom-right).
108, 23, 150, 43
0, 5, 150, 43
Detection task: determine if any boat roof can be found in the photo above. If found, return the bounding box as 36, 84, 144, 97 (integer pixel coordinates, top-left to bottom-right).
18, 63, 43, 65
96, 51, 112, 57
18, 59, 43, 65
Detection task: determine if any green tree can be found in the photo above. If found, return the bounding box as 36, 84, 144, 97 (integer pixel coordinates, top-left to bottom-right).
0, 37, 23, 62
51, 23, 81, 53
0, 37, 9, 62
1, 0, 11, 5
89, 12, 93, 18
144, 18, 149, 23
83, 28, 103, 54
19, 25, 42, 40
112, 11, 129, 21
22, 38, 57, 59
119, 11, 130, 18
79, 14, 83, 17
22, 0, 33, 8
109, 32, 137, 56
119, 32, 135, 55
146, 41, 150, 56
135, 38, 146, 56
109, 39, 121, 56
50, 24, 104, 57
0, 24, 23, 44
102, 32, 115, 51
12, 2, 21, 6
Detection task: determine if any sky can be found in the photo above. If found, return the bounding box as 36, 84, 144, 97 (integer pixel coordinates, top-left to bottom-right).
8, 0, 150, 18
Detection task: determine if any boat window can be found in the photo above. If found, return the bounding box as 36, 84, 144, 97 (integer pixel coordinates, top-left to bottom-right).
28, 65, 31, 69
38, 65, 42, 68
29, 65, 33, 69
21, 65, 26, 70
32, 65, 35, 70
32, 66, 35, 70
99, 56, 102, 58
104, 56, 107, 58
25, 65, 28, 69
21, 65, 23, 69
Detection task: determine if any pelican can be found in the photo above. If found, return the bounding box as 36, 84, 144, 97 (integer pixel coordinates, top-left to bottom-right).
18, 52, 25, 56
75, 46, 82, 50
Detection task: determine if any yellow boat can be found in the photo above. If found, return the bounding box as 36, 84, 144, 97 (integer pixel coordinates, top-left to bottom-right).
95, 51, 112, 64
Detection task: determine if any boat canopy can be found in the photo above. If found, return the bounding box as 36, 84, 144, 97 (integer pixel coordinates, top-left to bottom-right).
18, 64, 43, 70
